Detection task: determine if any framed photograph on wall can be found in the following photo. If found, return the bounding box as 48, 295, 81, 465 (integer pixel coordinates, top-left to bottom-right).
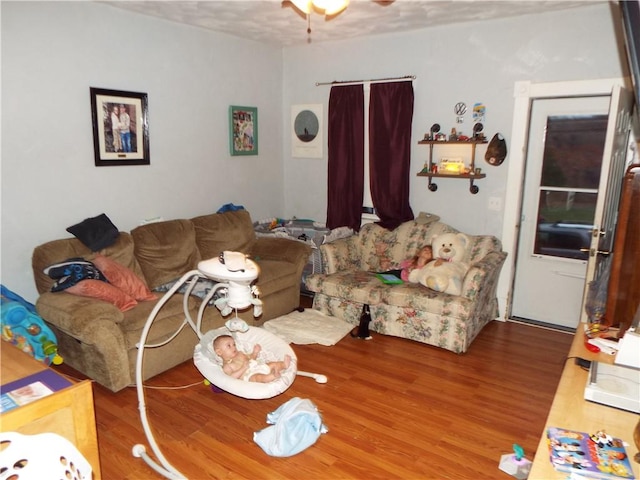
90, 87, 150, 166
229, 105, 258, 156
292, 104, 323, 158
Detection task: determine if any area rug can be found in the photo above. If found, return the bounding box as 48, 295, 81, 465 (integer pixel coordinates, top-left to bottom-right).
262, 309, 352, 346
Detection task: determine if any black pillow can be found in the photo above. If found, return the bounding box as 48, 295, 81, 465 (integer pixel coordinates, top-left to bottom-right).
66, 213, 119, 251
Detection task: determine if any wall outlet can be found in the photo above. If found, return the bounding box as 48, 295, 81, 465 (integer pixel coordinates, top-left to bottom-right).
488, 197, 502, 211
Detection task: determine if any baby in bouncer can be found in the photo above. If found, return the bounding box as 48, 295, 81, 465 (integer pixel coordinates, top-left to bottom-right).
213, 334, 291, 383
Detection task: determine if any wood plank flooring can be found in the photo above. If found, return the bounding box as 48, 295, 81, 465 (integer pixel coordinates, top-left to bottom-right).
58, 302, 573, 479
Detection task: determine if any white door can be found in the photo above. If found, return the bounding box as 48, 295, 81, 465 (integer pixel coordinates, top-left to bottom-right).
511, 86, 632, 329
580, 85, 634, 323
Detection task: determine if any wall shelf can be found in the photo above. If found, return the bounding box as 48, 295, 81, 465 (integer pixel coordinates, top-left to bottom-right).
417, 139, 488, 194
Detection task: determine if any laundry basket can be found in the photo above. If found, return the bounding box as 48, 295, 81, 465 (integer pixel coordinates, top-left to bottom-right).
0, 431, 92, 480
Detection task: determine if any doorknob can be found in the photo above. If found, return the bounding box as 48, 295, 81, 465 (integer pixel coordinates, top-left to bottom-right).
580, 248, 611, 256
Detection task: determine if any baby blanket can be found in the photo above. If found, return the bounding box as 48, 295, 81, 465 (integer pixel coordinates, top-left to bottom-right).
253, 397, 328, 457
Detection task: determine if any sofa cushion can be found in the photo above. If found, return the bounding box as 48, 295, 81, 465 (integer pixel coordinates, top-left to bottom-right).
305, 271, 387, 305
466, 235, 503, 264
383, 282, 473, 317
358, 221, 456, 272
131, 219, 201, 288
252, 258, 299, 297
191, 210, 256, 260
119, 295, 195, 337
32, 233, 136, 295
92, 232, 146, 279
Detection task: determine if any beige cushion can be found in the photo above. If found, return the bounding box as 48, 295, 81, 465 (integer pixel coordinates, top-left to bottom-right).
32, 233, 138, 295
305, 271, 386, 305
191, 210, 256, 260
358, 221, 456, 272
131, 219, 201, 288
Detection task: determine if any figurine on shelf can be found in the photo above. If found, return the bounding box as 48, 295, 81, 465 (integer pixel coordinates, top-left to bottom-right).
429, 123, 441, 140
473, 122, 486, 141
449, 128, 458, 141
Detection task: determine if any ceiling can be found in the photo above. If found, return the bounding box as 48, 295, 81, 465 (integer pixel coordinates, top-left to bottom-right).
100, 0, 601, 47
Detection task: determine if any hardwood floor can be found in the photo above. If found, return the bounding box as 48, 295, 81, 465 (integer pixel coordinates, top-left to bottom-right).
60, 299, 573, 479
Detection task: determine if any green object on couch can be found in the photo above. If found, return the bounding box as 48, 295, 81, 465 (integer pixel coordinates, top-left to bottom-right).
32, 210, 311, 392
304, 216, 507, 353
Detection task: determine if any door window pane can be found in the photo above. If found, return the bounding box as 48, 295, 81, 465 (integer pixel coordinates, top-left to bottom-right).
540, 115, 608, 189
534, 114, 606, 260
534, 191, 596, 260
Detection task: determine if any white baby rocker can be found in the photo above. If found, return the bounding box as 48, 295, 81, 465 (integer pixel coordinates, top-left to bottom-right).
133, 251, 326, 480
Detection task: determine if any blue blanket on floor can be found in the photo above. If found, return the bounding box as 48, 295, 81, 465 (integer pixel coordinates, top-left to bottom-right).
253, 397, 328, 457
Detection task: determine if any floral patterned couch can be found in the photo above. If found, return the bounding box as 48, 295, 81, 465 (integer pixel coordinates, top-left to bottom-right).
304, 218, 507, 353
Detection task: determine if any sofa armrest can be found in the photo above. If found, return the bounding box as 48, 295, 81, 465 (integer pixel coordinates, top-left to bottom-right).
250, 237, 312, 266
36, 291, 125, 340
319, 236, 361, 274
460, 251, 508, 300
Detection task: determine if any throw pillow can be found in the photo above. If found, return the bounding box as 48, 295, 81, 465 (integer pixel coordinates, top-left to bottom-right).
92, 254, 156, 301
65, 279, 137, 312
66, 213, 119, 252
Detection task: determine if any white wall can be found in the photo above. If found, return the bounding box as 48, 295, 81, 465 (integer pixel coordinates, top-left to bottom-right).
1, 2, 284, 301
1, 2, 627, 305
281, 3, 625, 239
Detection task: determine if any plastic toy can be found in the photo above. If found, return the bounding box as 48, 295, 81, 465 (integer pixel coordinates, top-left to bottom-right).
1, 285, 63, 365
498, 444, 532, 479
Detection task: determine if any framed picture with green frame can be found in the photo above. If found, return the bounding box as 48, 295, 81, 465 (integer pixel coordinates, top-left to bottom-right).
229, 105, 258, 156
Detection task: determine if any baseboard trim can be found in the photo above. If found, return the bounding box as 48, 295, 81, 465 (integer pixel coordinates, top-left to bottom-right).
509, 316, 575, 334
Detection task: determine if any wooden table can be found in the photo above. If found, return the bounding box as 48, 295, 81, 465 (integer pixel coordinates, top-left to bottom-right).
0, 344, 102, 479
529, 324, 640, 479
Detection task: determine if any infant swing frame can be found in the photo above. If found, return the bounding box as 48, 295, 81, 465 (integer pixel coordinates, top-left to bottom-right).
132, 257, 326, 479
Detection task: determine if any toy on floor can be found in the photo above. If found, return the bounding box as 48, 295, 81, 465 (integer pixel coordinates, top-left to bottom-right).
0, 285, 63, 365
498, 444, 531, 479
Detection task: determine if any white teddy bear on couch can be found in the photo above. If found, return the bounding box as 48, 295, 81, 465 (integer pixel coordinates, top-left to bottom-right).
408, 232, 470, 296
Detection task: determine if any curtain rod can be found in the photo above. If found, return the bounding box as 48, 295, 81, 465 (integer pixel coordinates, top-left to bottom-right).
315, 75, 416, 86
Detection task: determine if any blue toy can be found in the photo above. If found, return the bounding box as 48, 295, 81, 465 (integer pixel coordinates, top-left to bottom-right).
0, 285, 63, 365
498, 443, 532, 480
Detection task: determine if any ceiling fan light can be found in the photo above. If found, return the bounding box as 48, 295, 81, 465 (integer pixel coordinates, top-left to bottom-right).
291, 0, 312, 14
314, 0, 349, 15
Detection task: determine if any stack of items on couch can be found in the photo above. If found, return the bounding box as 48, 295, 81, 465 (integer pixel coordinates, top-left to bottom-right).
253, 217, 353, 293
32, 210, 311, 392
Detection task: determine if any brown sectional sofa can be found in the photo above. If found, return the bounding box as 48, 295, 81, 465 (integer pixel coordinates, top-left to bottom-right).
32, 210, 311, 392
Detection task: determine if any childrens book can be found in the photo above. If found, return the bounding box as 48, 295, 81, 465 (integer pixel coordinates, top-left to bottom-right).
0, 369, 72, 413
546, 427, 636, 479
375, 273, 403, 285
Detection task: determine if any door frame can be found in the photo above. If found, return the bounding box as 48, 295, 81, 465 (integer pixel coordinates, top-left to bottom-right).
497, 78, 626, 321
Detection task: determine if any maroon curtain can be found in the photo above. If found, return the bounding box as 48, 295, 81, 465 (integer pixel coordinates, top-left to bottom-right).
369, 81, 415, 230
326, 84, 365, 231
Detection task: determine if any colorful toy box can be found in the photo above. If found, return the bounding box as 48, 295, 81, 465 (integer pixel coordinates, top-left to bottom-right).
1, 285, 62, 365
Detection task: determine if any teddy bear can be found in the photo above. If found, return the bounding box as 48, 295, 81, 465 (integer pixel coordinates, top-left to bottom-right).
408, 232, 470, 296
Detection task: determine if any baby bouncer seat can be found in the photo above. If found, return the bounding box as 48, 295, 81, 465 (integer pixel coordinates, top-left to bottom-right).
134, 252, 326, 479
